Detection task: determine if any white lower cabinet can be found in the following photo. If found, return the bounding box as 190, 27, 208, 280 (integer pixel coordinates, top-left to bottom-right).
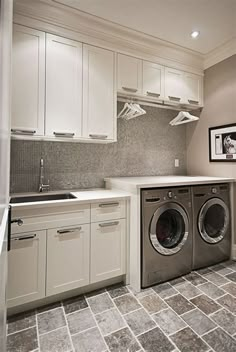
46, 224, 90, 296
90, 219, 126, 283
7, 230, 46, 308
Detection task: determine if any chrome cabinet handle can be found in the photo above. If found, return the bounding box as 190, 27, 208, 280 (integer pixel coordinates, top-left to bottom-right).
11, 129, 36, 135
122, 87, 138, 93
89, 134, 108, 139
57, 227, 82, 234
13, 234, 36, 241
99, 221, 119, 228
188, 99, 199, 104
146, 91, 160, 97
168, 95, 181, 101
53, 132, 75, 137
99, 202, 119, 208
11, 218, 23, 226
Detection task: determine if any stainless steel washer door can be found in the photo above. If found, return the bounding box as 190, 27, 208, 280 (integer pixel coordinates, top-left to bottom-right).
149, 203, 189, 255
198, 198, 229, 244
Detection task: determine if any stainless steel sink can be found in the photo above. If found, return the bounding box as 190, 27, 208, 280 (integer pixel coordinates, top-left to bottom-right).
10, 193, 76, 204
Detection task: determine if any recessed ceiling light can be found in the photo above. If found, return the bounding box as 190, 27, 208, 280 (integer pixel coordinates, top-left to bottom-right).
191, 31, 200, 39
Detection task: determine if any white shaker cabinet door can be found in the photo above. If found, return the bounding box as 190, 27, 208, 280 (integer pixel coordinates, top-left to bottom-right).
90, 219, 126, 283
184, 72, 203, 106
143, 61, 164, 99
7, 230, 46, 308
164, 67, 185, 103
12, 25, 45, 136
46, 224, 90, 296
117, 54, 142, 94
82, 44, 116, 141
45, 34, 83, 139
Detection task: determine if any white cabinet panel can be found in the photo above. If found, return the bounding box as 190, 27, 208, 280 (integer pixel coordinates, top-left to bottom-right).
91, 219, 126, 283
47, 224, 90, 295
143, 61, 164, 99
7, 230, 46, 307
45, 34, 82, 138
164, 67, 184, 103
12, 25, 45, 136
184, 73, 203, 106
91, 200, 126, 223
117, 54, 142, 94
83, 44, 116, 141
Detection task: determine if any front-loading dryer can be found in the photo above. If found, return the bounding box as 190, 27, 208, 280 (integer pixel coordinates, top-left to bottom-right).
141, 187, 192, 288
192, 184, 231, 270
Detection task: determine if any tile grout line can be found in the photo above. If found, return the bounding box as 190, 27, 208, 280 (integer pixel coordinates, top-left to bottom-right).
35, 311, 41, 352
62, 304, 76, 352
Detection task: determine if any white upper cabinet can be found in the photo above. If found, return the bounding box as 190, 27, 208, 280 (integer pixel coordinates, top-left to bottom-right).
164, 67, 184, 103
83, 44, 116, 141
184, 72, 203, 106
12, 25, 45, 136
117, 54, 142, 94
45, 34, 83, 138
143, 61, 164, 99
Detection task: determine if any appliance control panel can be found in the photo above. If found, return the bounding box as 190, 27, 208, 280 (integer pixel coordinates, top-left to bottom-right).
142, 187, 190, 204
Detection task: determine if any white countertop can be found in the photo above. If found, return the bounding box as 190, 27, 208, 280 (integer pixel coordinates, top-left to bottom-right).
105, 175, 235, 189
10, 189, 130, 209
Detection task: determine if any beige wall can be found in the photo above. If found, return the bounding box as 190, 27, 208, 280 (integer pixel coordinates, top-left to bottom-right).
186, 55, 236, 246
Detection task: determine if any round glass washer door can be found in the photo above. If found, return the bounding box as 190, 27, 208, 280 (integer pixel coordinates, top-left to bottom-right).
149, 203, 189, 256
198, 198, 229, 244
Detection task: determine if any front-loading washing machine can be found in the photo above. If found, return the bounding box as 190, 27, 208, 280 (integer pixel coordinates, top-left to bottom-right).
192, 183, 231, 270
141, 187, 192, 288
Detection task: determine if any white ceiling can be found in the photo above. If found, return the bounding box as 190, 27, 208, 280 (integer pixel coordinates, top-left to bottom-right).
54, 0, 236, 54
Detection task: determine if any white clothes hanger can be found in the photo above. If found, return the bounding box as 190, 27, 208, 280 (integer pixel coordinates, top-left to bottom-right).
118, 102, 146, 120
169, 111, 199, 126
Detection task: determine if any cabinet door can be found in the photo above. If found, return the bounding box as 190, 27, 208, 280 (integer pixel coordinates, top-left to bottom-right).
117, 54, 142, 94
91, 219, 126, 283
83, 44, 116, 141
7, 230, 46, 308
143, 61, 164, 99
164, 67, 184, 103
12, 25, 45, 136
47, 224, 90, 296
184, 73, 203, 106
45, 34, 82, 138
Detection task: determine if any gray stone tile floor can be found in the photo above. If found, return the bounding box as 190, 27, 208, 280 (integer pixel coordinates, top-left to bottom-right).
7, 262, 236, 352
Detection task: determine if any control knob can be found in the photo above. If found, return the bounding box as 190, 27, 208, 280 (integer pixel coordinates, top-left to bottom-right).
211, 187, 217, 194
167, 191, 173, 199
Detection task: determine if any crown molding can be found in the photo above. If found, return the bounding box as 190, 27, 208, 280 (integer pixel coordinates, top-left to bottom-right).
13, 0, 204, 75
204, 37, 236, 69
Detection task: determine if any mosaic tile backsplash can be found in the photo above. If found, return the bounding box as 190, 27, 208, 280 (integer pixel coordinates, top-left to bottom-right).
10, 104, 187, 193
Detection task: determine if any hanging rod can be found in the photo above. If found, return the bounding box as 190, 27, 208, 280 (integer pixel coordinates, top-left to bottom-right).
117, 93, 202, 112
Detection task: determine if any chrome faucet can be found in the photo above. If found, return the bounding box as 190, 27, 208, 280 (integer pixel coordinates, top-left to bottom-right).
39, 158, 50, 192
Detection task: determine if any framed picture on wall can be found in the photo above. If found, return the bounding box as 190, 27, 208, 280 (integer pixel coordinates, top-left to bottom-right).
209, 123, 236, 161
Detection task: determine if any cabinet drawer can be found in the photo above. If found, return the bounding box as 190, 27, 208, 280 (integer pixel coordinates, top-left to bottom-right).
11, 204, 90, 234
91, 200, 126, 222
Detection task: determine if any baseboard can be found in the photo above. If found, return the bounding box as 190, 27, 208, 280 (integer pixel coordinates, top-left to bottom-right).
232, 244, 236, 260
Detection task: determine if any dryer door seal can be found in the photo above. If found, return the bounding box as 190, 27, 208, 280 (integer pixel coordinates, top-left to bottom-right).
149, 203, 189, 256
198, 198, 229, 244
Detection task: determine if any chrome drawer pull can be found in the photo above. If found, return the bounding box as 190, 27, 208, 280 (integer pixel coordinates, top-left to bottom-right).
146, 91, 160, 97
11, 129, 36, 135
99, 221, 119, 228
53, 132, 75, 137
57, 227, 82, 234
188, 99, 199, 104
168, 95, 181, 101
122, 87, 138, 93
13, 234, 36, 241
89, 134, 108, 139
99, 202, 119, 208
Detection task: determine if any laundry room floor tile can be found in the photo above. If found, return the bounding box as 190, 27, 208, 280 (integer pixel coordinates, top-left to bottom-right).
6, 261, 236, 352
